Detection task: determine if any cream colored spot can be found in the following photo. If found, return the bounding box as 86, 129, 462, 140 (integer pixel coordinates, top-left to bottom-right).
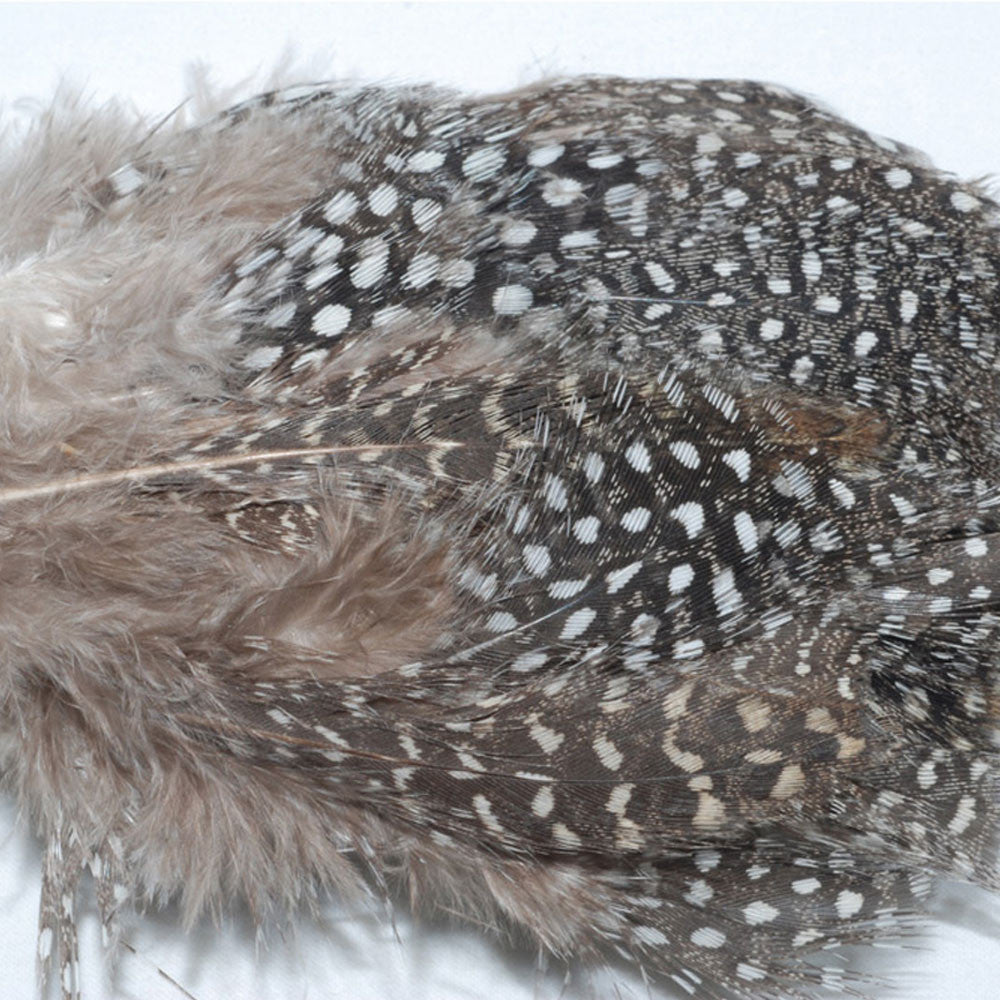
542, 176, 584, 207
312, 303, 352, 337
241, 345, 283, 370
552, 823, 582, 849
673, 638, 704, 659
439, 259, 475, 287
548, 578, 589, 599
412, 198, 442, 228
486, 611, 518, 632
473, 794, 504, 835
743, 901, 780, 925
38, 928, 53, 961
805, 707, 837, 733
633, 925, 667, 947
951, 190, 980, 212
695, 850, 721, 872
560, 229, 600, 249
351, 245, 390, 288
917, 759, 937, 789
829, 477, 857, 507
668, 562, 695, 594
684, 879, 713, 906
527, 144, 564, 167
949, 795, 977, 835
669, 440, 701, 469
532, 786, 555, 818
663, 728, 705, 772
734, 511, 758, 553
884, 167, 912, 189
693, 792, 725, 830
663, 680, 696, 720
837, 734, 866, 759
492, 284, 534, 315
771, 764, 805, 800
594, 734, 624, 771
614, 818, 646, 851
528, 715, 566, 753
606, 561, 642, 594
522, 544, 551, 577
560, 606, 597, 640
966, 537, 988, 557
625, 440, 652, 472
697, 131, 724, 154
402, 252, 440, 289
759, 317, 784, 341
737, 696, 771, 732
620, 507, 652, 533
462, 146, 506, 181
835, 889, 864, 919
500, 219, 538, 246
722, 448, 751, 482
670, 501, 704, 538
268, 708, 293, 727
408, 149, 445, 172
690, 926, 727, 949
454, 752, 484, 773
323, 190, 359, 223
582, 451, 605, 482
606, 783, 633, 816
368, 183, 399, 215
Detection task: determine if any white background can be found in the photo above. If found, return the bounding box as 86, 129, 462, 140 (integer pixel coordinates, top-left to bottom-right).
1, 3, 999, 999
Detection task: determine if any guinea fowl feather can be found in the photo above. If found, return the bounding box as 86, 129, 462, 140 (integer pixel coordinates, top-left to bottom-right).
0, 75, 998, 999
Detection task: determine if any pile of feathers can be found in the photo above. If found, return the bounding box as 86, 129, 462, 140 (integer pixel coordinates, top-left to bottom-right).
0, 74, 998, 998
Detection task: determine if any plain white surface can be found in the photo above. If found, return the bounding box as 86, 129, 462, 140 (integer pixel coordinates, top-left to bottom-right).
1, 2, 999, 179
1, 3, 999, 999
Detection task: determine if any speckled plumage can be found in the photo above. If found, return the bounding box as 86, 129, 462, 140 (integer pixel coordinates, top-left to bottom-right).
2, 76, 999, 999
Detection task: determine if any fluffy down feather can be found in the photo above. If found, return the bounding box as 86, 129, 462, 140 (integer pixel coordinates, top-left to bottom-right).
0, 75, 998, 999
